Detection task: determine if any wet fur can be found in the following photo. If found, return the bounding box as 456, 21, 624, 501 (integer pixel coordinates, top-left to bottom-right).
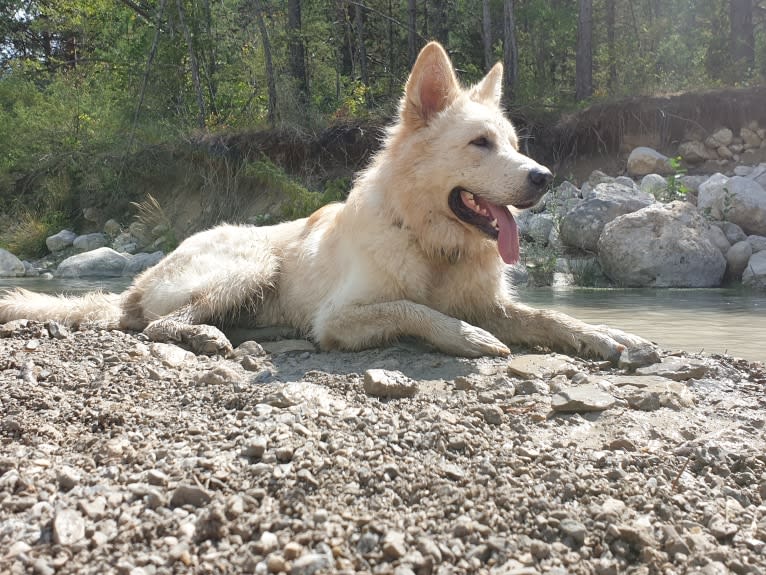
0, 43, 648, 360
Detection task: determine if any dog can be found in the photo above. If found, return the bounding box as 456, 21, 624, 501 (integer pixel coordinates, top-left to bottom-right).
0, 42, 648, 360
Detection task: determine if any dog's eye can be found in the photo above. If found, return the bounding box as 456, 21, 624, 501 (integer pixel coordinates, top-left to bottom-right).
470, 136, 491, 149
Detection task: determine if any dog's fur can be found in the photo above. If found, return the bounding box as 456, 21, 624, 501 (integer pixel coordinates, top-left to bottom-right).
0, 43, 648, 360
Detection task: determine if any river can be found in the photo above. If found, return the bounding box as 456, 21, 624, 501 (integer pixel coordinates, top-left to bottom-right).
1, 279, 764, 363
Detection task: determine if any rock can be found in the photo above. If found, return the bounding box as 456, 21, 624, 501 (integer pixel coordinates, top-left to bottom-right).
382, 531, 407, 561
243, 437, 268, 458
525, 213, 555, 245
53, 509, 86, 545
0, 248, 25, 277
618, 344, 661, 370
741, 127, 762, 149
291, 553, 332, 575
103, 219, 121, 237
610, 375, 694, 410
363, 369, 418, 398
56, 465, 81, 491
598, 201, 726, 287
123, 251, 164, 276
706, 128, 734, 148
551, 384, 616, 413
726, 241, 753, 279
717, 221, 748, 244
560, 182, 654, 251
640, 174, 668, 197
56, 247, 129, 278
560, 518, 587, 546
150, 343, 195, 367
678, 141, 714, 164
170, 485, 212, 508
742, 251, 766, 289
748, 235, 766, 253
112, 232, 138, 254
627, 147, 672, 176
698, 175, 766, 236
707, 225, 731, 255
635, 357, 709, 381
507, 354, 578, 379
46, 229, 77, 252
196, 365, 242, 385
73, 232, 108, 253
261, 339, 315, 354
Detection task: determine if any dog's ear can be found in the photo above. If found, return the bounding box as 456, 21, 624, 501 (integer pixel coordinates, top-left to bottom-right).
401, 42, 459, 128
471, 62, 503, 106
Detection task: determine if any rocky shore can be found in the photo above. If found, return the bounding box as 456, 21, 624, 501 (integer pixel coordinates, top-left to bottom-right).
2, 320, 765, 574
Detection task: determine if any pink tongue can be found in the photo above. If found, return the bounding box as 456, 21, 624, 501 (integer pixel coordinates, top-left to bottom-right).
485, 203, 520, 264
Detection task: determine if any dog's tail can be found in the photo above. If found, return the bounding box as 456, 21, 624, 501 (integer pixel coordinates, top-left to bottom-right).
0, 288, 122, 328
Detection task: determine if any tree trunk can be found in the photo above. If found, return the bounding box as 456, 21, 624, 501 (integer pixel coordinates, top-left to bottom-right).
176, 0, 206, 128
482, 0, 492, 71
606, 0, 616, 94
431, 0, 448, 46
253, 0, 277, 126
354, 0, 370, 105
575, 0, 593, 101
201, 0, 218, 118
408, 0, 417, 66
730, 0, 754, 79
502, 0, 517, 101
287, 0, 308, 105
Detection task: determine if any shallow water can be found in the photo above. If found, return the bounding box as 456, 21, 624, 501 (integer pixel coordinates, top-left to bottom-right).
2, 278, 764, 362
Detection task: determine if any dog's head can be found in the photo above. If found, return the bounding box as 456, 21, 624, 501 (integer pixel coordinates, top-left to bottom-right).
388, 42, 552, 265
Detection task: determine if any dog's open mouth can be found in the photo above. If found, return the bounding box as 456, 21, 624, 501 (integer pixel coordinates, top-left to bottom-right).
448, 187, 520, 264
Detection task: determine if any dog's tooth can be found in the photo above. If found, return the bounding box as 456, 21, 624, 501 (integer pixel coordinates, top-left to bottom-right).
491, 218, 498, 228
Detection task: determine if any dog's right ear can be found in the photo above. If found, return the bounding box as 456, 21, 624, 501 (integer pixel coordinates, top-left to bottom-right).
401, 42, 460, 129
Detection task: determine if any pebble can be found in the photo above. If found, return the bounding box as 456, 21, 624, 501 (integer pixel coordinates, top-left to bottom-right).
53, 508, 86, 545
382, 531, 407, 560
261, 339, 315, 354
636, 357, 709, 380
196, 365, 242, 385
617, 343, 661, 370
290, 552, 331, 575
363, 369, 418, 398
170, 485, 212, 508
283, 541, 303, 560
551, 384, 616, 412
56, 465, 81, 491
150, 343, 195, 367
243, 437, 268, 458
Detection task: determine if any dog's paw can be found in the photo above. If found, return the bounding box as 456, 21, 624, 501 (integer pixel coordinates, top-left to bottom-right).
575, 326, 654, 362
187, 325, 234, 357
439, 322, 510, 358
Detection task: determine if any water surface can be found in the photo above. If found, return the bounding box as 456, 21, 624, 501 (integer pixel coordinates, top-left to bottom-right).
2, 279, 764, 362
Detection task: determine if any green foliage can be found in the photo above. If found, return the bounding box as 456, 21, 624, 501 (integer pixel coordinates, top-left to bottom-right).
0, 210, 68, 259
659, 156, 690, 203
521, 238, 557, 286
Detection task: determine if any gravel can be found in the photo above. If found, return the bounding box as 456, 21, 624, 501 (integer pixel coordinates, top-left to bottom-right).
1, 319, 766, 574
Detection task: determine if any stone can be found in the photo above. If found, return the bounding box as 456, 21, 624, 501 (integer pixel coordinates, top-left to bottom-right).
56, 247, 129, 278
560, 518, 587, 546
196, 365, 242, 385
507, 354, 577, 379
261, 339, 316, 354
707, 225, 731, 255
170, 485, 212, 508
103, 219, 121, 236
726, 241, 753, 279
111, 232, 137, 253
678, 141, 714, 164
0, 248, 25, 277
627, 147, 672, 176
150, 343, 195, 367
123, 251, 164, 276
742, 251, 766, 289
382, 531, 407, 561
706, 128, 734, 148
618, 343, 661, 370
551, 384, 616, 413
598, 201, 726, 287
46, 229, 77, 252
73, 232, 108, 253
53, 509, 86, 545
560, 182, 654, 251
698, 175, 766, 236
363, 369, 418, 398
243, 437, 268, 458
291, 553, 332, 575
717, 221, 748, 244
741, 127, 762, 149
610, 375, 694, 410
525, 213, 555, 245
748, 235, 766, 253
640, 174, 668, 197
635, 358, 709, 381
56, 465, 81, 491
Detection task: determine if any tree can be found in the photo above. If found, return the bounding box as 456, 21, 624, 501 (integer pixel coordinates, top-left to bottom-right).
408, 0, 417, 66
502, 0, 518, 101
575, 0, 593, 101
482, 0, 492, 71
287, 0, 308, 105
730, 0, 755, 80
253, 0, 277, 126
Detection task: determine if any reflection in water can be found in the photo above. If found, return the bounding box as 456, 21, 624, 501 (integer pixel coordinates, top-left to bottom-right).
1, 279, 764, 362
518, 287, 766, 362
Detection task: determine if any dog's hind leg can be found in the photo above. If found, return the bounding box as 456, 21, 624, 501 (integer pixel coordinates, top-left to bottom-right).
314, 300, 510, 357
141, 303, 236, 356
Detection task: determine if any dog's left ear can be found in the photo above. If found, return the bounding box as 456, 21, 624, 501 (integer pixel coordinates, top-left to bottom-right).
471, 63, 504, 106
401, 42, 460, 128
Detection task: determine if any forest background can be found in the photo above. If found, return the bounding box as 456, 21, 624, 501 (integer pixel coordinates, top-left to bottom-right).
0, 0, 764, 257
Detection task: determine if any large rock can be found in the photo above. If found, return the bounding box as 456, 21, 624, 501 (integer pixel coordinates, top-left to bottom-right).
46, 229, 77, 252
0, 248, 25, 277
73, 233, 108, 253
678, 141, 715, 164
742, 251, 766, 289
627, 147, 672, 176
56, 247, 130, 278
697, 175, 766, 236
726, 241, 753, 280
560, 182, 654, 251
705, 128, 733, 148
598, 201, 726, 287
124, 251, 164, 276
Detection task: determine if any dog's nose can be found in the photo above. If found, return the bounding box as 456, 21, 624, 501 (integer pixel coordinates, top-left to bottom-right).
528, 167, 553, 188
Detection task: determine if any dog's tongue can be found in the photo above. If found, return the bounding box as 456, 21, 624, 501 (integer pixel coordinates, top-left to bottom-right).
486, 202, 520, 264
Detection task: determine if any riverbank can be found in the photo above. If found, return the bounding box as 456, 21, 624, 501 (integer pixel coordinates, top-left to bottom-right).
1, 319, 765, 574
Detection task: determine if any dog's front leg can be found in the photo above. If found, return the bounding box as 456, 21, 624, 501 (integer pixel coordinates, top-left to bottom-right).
315, 300, 510, 358
481, 301, 651, 361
